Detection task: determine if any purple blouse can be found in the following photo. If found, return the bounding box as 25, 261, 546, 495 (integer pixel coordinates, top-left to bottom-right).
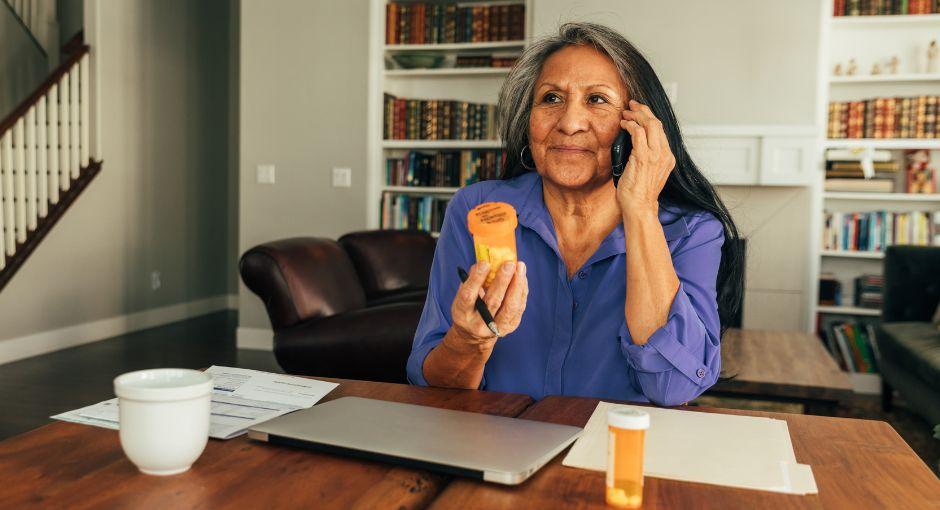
406, 172, 724, 405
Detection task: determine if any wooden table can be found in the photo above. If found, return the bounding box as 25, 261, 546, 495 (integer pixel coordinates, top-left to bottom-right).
0, 378, 531, 509
430, 396, 940, 510
710, 329, 853, 415
2, 379, 938, 509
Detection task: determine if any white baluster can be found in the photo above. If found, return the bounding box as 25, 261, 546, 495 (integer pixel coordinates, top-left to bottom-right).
1, 131, 13, 256
70, 66, 80, 178
25, 106, 37, 230
0, 138, 5, 267
14, 120, 26, 243
81, 54, 90, 166
37, 95, 48, 217
48, 84, 59, 203
59, 73, 70, 191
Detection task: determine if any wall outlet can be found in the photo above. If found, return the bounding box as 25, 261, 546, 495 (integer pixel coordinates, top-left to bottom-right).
332, 167, 352, 188
150, 271, 162, 291
256, 164, 276, 184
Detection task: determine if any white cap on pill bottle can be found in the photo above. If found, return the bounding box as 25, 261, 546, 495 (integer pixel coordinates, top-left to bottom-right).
607, 407, 650, 430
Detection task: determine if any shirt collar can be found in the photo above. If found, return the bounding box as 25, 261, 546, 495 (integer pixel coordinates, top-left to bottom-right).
484, 172, 692, 265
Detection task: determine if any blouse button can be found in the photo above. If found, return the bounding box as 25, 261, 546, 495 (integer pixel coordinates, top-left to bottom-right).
578, 271, 587, 279
696, 368, 706, 378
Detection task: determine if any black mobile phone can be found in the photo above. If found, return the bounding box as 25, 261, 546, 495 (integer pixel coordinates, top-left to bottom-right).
610, 129, 632, 187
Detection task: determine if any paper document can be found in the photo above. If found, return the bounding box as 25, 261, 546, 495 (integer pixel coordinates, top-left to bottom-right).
52, 366, 339, 440
562, 401, 817, 495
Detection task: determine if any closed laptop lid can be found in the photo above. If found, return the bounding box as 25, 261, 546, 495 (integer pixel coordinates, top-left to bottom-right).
248, 396, 582, 484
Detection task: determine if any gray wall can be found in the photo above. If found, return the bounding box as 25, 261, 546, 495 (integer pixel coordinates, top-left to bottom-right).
57, 0, 83, 47
0, 3, 47, 119
238, 0, 370, 331
0, 0, 236, 344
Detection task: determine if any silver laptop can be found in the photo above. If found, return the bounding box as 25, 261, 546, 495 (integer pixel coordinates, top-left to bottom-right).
248, 396, 582, 485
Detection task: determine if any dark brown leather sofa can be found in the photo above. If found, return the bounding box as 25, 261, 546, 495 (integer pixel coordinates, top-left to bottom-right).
239, 230, 436, 383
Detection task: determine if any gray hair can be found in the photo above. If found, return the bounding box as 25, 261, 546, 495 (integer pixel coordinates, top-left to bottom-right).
498, 22, 663, 176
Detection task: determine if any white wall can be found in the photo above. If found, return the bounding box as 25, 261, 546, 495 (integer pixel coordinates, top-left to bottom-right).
0, 0, 236, 360
238, 0, 371, 335
532, 0, 823, 330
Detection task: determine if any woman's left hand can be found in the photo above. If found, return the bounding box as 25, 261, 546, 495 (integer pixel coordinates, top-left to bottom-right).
617, 99, 676, 216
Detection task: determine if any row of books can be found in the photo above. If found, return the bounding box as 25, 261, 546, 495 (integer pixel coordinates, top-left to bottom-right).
386, 150, 506, 188
833, 0, 938, 15
827, 96, 940, 139
820, 321, 881, 374
385, 2, 525, 45
822, 210, 940, 251
380, 192, 450, 233
384, 95, 497, 141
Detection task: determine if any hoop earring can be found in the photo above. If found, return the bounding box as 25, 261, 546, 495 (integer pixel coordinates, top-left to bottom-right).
520, 145, 536, 171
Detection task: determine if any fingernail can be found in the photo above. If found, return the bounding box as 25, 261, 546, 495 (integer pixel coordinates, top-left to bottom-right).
502, 262, 516, 274
477, 262, 489, 274
518, 261, 526, 276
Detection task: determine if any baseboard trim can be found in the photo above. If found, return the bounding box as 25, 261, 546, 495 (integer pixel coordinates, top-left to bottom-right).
0, 293, 239, 366
237, 327, 273, 351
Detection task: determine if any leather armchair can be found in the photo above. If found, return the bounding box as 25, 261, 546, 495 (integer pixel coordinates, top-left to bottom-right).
239, 231, 436, 383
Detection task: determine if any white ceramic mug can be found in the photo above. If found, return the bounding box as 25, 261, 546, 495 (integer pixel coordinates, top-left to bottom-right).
114, 368, 213, 475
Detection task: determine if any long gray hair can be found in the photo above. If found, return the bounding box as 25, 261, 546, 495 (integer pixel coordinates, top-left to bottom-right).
496, 22, 745, 333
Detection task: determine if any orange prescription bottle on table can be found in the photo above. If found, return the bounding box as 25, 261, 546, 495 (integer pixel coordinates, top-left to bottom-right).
467, 202, 518, 288
606, 407, 650, 509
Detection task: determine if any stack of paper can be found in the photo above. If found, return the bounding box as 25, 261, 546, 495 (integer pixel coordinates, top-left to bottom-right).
562, 402, 817, 495
52, 366, 339, 440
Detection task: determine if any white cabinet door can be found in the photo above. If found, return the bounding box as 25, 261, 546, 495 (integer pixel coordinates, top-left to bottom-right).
759, 137, 817, 186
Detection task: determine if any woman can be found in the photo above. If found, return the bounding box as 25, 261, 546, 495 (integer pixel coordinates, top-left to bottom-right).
406, 22, 744, 406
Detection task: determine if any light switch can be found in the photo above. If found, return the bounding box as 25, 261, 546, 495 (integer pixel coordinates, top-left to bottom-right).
332, 167, 352, 188
257, 164, 276, 184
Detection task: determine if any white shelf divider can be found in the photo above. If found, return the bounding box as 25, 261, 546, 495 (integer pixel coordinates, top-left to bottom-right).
385, 67, 512, 77
820, 250, 885, 259
823, 192, 940, 202
384, 41, 525, 52
382, 185, 460, 194
816, 305, 882, 317
823, 139, 940, 150
382, 140, 503, 149
829, 73, 940, 84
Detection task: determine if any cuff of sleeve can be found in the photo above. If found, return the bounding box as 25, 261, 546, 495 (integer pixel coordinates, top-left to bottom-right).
406, 339, 488, 390
406, 340, 438, 387
620, 285, 711, 387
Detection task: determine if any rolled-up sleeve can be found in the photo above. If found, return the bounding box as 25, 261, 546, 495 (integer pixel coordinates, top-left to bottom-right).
406, 190, 476, 386
620, 214, 724, 406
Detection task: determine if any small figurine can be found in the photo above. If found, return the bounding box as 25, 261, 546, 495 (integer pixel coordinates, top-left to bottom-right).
871, 62, 882, 75
834, 63, 843, 76
887, 56, 899, 74
846, 58, 858, 76
928, 40, 938, 74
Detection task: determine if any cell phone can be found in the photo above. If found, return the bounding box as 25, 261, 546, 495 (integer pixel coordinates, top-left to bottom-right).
610, 129, 632, 187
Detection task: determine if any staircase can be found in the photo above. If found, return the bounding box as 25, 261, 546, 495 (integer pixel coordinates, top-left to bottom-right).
0, 43, 100, 292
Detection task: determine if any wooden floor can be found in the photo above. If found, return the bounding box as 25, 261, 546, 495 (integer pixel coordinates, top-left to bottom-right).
0, 311, 280, 440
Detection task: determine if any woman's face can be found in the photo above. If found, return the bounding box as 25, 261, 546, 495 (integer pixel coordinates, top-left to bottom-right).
528, 45, 629, 191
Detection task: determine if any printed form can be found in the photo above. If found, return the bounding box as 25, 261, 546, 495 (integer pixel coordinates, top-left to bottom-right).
52, 366, 339, 439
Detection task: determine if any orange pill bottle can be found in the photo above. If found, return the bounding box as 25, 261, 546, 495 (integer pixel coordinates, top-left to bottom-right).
466, 202, 518, 288
606, 407, 650, 509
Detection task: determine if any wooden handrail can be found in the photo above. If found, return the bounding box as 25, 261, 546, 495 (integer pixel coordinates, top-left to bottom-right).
0, 44, 90, 138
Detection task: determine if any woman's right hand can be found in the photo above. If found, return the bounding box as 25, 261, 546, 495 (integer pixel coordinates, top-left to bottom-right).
445, 260, 529, 354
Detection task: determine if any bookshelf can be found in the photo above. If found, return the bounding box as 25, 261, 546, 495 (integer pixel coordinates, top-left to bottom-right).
812, 7, 940, 394
367, 0, 532, 233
